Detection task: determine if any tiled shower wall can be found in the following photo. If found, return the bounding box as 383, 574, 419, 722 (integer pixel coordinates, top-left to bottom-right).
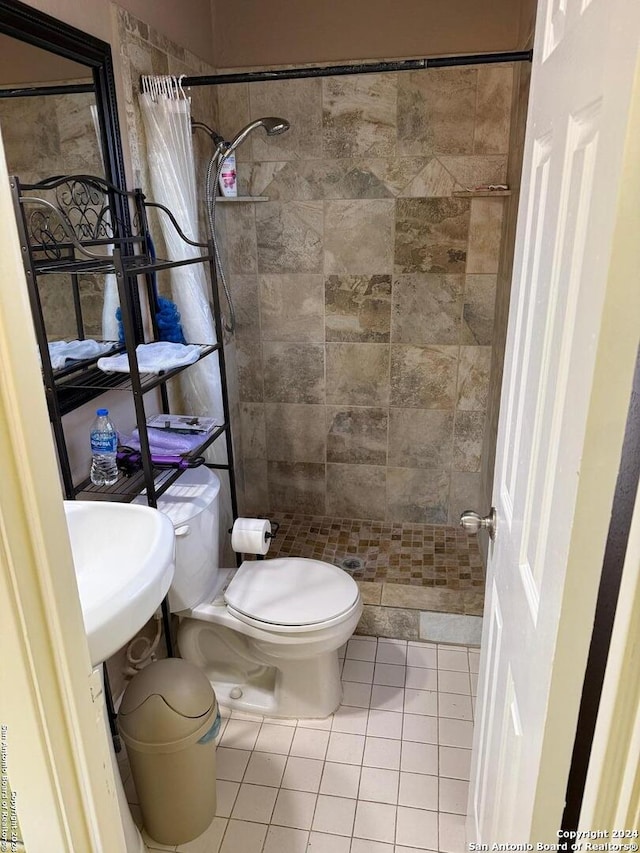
216, 66, 514, 525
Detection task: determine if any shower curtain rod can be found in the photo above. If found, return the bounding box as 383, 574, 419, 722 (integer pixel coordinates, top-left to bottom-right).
177, 49, 532, 88
0, 82, 94, 99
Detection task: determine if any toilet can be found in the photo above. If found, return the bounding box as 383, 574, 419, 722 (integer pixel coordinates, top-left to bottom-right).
153, 466, 362, 719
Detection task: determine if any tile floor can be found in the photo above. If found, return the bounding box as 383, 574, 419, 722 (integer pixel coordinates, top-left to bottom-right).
268, 514, 484, 590
121, 637, 479, 853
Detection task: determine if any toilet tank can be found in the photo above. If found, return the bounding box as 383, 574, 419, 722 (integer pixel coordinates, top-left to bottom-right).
137, 466, 221, 613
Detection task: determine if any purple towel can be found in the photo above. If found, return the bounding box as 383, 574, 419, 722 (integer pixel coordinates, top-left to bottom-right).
121, 428, 205, 455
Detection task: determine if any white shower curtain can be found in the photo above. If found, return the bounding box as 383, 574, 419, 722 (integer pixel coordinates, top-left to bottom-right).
90, 104, 120, 341
138, 75, 233, 551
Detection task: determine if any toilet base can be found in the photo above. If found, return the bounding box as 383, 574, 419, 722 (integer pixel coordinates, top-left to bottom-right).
177, 617, 346, 719
206, 649, 341, 719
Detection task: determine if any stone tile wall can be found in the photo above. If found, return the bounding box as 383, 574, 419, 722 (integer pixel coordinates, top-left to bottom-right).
215, 65, 515, 524
0, 89, 105, 338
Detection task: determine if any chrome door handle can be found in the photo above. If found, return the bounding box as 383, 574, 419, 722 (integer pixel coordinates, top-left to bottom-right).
459, 507, 497, 541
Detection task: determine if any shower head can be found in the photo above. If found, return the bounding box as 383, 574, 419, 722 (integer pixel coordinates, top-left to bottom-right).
193, 116, 290, 162
260, 117, 290, 136
223, 116, 290, 157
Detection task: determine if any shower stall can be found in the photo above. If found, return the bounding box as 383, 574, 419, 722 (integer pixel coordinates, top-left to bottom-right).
162, 54, 532, 638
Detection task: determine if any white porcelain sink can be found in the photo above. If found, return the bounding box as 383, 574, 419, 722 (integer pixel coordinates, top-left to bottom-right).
64, 501, 175, 667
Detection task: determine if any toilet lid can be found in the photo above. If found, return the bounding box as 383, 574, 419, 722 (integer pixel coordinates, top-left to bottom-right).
224, 558, 359, 627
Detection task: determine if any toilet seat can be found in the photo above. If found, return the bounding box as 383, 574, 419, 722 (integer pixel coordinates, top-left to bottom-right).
224, 557, 360, 633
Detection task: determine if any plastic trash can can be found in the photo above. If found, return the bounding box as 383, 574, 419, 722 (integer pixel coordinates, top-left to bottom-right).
118, 658, 219, 846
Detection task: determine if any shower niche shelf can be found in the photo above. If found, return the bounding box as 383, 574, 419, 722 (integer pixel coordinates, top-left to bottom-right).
216, 195, 269, 203
10, 172, 238, 515
452, 189, 511, 197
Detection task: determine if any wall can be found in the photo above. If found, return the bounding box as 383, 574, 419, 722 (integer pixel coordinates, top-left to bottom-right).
211, 0, 536, 69
216, 63, 514, 525
17, 0, 216, 201
518, 0, 538, 46
23, 0, 215, 66
0, 33, 88, 83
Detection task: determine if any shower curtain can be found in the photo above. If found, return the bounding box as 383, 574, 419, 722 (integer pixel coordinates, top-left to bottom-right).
90, 104, 119, 341
138, 75, 233, 555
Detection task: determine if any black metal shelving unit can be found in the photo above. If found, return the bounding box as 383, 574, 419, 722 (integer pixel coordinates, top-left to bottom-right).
10, 172, 239, 658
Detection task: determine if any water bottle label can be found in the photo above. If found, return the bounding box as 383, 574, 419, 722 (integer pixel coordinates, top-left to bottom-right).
91, 432, 117, 453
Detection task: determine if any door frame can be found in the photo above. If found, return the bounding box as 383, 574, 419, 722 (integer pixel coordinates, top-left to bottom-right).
565, 55, 640, 827
0, 129, 126, 851
470, 0, 640, 837
529, 43, 640, 832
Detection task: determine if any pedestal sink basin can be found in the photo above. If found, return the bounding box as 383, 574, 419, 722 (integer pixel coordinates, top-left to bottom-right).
63, 500, 175, 668
64, 500, 176, 853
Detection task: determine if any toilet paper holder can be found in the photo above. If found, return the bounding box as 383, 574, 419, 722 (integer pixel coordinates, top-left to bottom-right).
228, 518, 279, 561
228, 519, 280, 540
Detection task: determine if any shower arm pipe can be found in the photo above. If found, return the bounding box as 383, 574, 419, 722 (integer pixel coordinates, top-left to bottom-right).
190, 119, 227, 150
165, 49, 533, 89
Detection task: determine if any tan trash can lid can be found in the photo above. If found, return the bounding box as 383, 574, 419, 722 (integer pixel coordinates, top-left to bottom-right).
119, 659, 217, 752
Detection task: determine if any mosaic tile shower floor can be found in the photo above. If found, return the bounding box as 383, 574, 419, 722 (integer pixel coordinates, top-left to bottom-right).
269, 512, 484, 620
268, 513, 484, 591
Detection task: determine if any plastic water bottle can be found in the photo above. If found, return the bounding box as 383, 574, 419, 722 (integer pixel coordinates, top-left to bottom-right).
90, 408, 118, 486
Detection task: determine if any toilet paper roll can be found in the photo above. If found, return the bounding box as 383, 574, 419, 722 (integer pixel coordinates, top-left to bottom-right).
231, 517, 271, 555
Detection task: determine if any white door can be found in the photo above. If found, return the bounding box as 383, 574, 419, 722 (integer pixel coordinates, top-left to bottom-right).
468, 0, 640, 841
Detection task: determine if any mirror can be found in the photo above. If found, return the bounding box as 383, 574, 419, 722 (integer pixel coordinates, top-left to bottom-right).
0, 0, 138, 371
0, 35, 106, 338
0, 0, 128, 206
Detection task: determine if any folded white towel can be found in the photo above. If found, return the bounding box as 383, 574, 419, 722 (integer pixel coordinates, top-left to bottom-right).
49, 339, 117, 370
97, 342, 202, 374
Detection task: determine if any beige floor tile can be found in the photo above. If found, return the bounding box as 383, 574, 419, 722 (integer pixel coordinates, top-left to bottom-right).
353, 800, 397, 844
320, 762, 361, 798
243, 752, 287, 787
312, 794, 357, 836
358, 766, 400, 805
395, 805, 438, 849
219, 819, 267, 853
281, 756, 324, 793
398, 771, 438, 810
175, 817, 227, 853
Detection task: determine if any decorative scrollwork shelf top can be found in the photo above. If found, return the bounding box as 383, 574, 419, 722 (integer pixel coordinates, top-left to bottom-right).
18, 174, 142, 261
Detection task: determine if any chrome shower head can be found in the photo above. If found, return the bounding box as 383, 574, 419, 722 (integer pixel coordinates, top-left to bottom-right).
261, 117, 290, 136
223, 116, 290, 157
